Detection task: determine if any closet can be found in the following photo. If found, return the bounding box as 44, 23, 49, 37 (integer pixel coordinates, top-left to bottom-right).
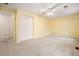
0, 5, 15, 41
16, 11, 33, 42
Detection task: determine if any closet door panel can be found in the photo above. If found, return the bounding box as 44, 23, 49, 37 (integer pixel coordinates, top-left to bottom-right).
0, 12, 13, 40
18, 14, 33, 42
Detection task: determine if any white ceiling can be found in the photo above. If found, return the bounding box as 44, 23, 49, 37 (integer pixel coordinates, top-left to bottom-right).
8, 3, 56, 14
46, 3, 79, 17
8, 3, 79, 18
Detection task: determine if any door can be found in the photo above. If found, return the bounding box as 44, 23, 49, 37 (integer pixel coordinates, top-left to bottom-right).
19, 14, 33, 42
0, 12, 14, 41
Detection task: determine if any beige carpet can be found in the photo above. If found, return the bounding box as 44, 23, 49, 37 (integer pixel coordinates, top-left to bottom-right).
0, 36, 77, 56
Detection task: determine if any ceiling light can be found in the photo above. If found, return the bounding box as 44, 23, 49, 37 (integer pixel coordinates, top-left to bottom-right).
49, 12, 53, 16
46, 12, 53, 16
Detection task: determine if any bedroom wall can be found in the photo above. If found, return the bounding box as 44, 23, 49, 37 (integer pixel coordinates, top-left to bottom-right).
34, 16, 51, 38
16, 9, 51, 42
1, 5, 79, 42
49, 13, 79, 38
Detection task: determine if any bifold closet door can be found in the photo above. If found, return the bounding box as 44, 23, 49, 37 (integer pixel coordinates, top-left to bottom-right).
19, 14, 33, 42
0, 12, 14, 41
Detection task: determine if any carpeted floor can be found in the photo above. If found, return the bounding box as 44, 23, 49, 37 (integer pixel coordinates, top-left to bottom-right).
0, 36, 78, 56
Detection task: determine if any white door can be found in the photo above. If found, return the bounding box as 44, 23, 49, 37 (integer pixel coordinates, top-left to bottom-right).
19, 14, 33, 42
0, 12, 13, 41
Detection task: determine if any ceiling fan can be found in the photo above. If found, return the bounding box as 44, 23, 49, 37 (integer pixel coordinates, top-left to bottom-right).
41, 3, 62, 16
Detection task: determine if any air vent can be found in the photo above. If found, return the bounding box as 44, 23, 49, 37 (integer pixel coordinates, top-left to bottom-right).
4, 3, 8, 5
64, 5, 68, 8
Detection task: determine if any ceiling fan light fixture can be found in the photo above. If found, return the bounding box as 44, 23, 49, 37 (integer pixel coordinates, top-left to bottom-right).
46, 8, 55, 16
49, 12, 53, 16
46, 12, 53, 16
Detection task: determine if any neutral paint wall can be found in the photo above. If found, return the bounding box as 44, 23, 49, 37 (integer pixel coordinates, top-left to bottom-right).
15, 9, 51, 42
49, 13, 79, 38
34, 16, 51, 38
9, 8, 79, 42
2, 5, 79, 42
